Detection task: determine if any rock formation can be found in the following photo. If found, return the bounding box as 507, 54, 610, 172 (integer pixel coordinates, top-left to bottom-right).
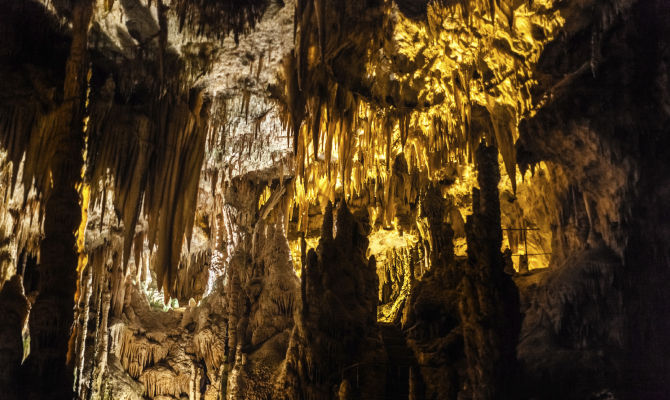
459, 143, 521, 399
0, 275, 29, 400
0, 0, 669, 399
277, 200, 384, 399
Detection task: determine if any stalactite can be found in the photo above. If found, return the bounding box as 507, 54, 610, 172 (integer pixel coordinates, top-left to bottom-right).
74, 263, 93, 395
272, 0, 567, 234
139, 365, 191, 398
173, 0, 268, 42
311, 99, 322, 159
194, 329, 226, 375
87, 88, 209, 299
111, 324, 169, 379
2, 1, 640, 399
86, 249, 106, 395
92, 291, 111, 396
226, 261, 243, 362
377, 241, 424, 323
68, 175, 90, 366
172, 249, 211, 304
314, 0, 326, 62
485, 96, 517, 192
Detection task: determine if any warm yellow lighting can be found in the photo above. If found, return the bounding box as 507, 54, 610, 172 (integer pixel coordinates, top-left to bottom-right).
285, 0, 564, 280
258, 185, 271, 210
75, 183, 89, 278
288, 236, 319, 275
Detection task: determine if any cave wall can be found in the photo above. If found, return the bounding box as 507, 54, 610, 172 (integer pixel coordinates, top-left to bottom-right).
516, 0, 670, 396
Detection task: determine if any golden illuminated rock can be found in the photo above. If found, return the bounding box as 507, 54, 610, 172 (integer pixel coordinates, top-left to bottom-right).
0, 0, 668, 399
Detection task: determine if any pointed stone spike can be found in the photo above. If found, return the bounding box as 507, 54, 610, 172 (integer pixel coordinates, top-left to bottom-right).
322, 200, 333, 240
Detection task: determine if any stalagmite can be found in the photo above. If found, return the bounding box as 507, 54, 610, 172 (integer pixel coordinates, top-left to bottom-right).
276, 200, 384, 398
0, 275, 29, 400
74, 264, 93, 394
21, 1, 94, 398
459, 143, 520, 399
92, 291, 112, 397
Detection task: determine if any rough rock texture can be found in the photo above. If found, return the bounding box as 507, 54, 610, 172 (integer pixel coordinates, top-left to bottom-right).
403, 144, 520, 400
277, 200, 385, 399
459, 143, 521, 400
75, 171, 300, 399
376, 238, 424, 323
225, 220, 300, 400
517, 0, 670, 396
1, 0, 669, 399
0, 275, 29, 400
403, 213, 465, 399
516, 245, 624, 399
20, 2, 93, 399
84, 281, 227, 400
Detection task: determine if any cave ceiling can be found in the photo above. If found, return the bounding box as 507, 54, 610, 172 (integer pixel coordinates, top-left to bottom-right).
2, 0, 670, 399
0, 0, 641, 297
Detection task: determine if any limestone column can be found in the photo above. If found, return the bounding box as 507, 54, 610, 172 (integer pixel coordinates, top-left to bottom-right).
21, 1, 93, 398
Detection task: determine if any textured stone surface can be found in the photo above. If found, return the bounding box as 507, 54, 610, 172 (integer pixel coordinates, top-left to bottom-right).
276, 201, 385, 399
0, 0, 669, 399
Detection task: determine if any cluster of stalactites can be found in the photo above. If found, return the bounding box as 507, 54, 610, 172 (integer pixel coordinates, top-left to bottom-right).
0, 70, 212, 302
0, 97, 81, 274
85, 87, 209, 299
276, 0, 566, 239
172, 249, 211, 304
377, 242, 424, 323
0, 0, 272, 304
0, 152, 42, 286
172, 0, 269, 42
111, 325, 170, 379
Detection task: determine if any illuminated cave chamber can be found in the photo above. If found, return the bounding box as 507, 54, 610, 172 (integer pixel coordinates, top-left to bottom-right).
0, 0, 668, 399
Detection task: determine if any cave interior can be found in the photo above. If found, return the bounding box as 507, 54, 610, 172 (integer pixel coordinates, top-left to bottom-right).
0, 0, 669, 399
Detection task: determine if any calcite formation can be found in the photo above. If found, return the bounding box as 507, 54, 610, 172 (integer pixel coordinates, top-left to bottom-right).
459, 143, 521, 399
277, 200, 384, 399
0, 275, 29, 400
0, 0, 668, 399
